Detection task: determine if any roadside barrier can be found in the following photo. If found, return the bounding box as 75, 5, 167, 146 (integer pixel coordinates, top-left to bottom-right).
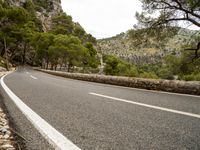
36, 69, 200, 96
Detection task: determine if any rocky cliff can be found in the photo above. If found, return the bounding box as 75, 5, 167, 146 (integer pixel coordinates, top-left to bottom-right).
7, 0, 63, 31
97, 28, 199, 64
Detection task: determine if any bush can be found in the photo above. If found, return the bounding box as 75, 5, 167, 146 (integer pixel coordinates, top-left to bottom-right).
139, 72, 158, 79
80, 67, 100, 74
182, 73, 200, 81
126, 66, 139, 77
104, 55, 138, 77
158, 67, 174, 80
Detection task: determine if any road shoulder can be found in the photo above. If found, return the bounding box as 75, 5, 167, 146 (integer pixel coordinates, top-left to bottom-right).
0, 71, 18, 150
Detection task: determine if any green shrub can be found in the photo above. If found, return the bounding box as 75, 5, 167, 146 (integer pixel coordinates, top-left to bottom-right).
126, 66, 139, 77
158, 67, 174, 80
80, 67, 100, 74
195, 73, 200, 81
104, 55, 138, 77
139, 72, 158, 79
182, 73, 200, 81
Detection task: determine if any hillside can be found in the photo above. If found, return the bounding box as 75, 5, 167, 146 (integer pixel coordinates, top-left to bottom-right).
0, 0, 97, 70
97, 28, 200, 64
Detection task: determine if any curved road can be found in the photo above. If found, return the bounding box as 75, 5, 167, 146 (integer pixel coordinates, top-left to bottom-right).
1, 67, 200, 150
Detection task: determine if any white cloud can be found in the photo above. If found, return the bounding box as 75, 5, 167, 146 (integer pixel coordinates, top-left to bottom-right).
61, 0, 142, 39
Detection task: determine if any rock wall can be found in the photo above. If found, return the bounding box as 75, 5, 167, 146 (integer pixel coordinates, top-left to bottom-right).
97, 29, 198, 64
37, 69, 200, 96
6, 0, 26, 6
7, 0, 63, 31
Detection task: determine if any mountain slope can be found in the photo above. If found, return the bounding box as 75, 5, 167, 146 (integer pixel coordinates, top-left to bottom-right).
97, 28, 200, 64
7, 0, 62, 31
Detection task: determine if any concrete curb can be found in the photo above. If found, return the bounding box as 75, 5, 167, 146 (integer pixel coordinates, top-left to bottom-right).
36, 69, 200, 96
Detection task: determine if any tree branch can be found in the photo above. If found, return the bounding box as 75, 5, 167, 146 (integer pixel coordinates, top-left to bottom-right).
185, 42, 200, 60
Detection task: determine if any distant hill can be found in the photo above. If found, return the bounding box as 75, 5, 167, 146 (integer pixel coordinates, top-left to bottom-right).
97, 28, 200, 64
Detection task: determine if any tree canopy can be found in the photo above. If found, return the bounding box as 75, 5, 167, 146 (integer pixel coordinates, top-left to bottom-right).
136, 0, 200, 28
0, 0, 98, 71
135, 0, 200, 59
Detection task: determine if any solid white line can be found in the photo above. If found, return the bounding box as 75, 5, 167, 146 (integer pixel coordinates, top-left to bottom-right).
1, 74, 81, 150
38, 69, 200, 98
30, 75, 37, 80
89, 92, 200, 119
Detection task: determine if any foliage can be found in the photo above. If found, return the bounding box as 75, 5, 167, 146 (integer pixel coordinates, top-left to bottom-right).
0, 0, 98, 71
32, 33, 99, 71
128, 27, 179, 48
34, 0, 53, 12
140, 72, 158, 79
136, 0, 200, 28
136, 53, 200, 81
0, 0, 40, 65
135, 0, 200, 60
104, 55, 138, 77
51, 13, 74, 35
51, 13, 96, 44
182, 73, 200, 81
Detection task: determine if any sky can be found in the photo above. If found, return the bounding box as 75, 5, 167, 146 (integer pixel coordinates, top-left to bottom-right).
61, 0, 199, 39
61, 0, 142, 39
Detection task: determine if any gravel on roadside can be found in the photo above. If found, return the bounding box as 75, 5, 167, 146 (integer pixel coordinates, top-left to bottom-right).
0, 71, 16, 150
0, 107, 15, 150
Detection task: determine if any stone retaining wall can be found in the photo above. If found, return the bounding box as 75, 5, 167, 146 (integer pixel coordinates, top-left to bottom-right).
37, 69, 200, 96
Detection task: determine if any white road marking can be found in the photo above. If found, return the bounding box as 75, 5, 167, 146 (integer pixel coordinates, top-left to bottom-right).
89, 92, 200, 119
38, 69, 200, 98
26, 72, 30, 74
49, 73, 200, 98
30, 75, 38, 80
1, 74, 81, 150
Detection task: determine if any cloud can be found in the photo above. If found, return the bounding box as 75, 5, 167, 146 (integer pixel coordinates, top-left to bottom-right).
61, 0, 142, 38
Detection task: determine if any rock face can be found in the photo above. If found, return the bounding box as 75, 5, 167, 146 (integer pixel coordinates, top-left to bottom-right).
97, 29, 199, 64
97, 32, 166, 64
7, 0, 62, 12
6, 0, 26, 6
7, 0, 63, 31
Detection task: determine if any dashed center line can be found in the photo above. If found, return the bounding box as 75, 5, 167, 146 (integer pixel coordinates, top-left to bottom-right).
89, 92, 200, 119
30, 75, 38, 80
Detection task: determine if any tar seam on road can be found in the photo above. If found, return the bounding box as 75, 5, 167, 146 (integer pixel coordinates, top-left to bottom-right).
30, 75, 38, 80
90, 92, 200, 119
1, 73, 81, 150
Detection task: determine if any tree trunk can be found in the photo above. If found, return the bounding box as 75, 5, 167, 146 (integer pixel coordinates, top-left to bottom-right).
64, 63, 67, 71
50, 64, 53, 70
54, 64, 57, 71
60, 63, 63, 70
3, 37, 9, 71
67, 64, 70, 72
22, 44, 26, 65
0, 47, 5, 57
46, 58, 49, 70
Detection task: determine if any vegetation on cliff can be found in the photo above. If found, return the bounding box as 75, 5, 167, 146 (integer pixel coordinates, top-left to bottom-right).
0, 0, 99, 72
97, 0, 200, 81
0, 0, 199, 81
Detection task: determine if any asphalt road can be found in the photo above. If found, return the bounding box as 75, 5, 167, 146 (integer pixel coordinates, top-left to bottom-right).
1, 67, 200, 150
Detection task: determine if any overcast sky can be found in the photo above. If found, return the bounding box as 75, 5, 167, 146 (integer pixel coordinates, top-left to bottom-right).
61, 0, 199, 39
61, 0, 142, 39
